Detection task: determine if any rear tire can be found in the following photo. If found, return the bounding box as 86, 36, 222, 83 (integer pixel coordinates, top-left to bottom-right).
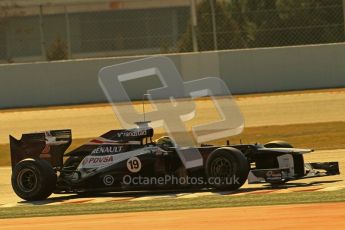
11, 158, 57, 201
205, 147, 249, 190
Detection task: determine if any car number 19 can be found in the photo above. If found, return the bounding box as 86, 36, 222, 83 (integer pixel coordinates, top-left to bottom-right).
127, 157, 142, 173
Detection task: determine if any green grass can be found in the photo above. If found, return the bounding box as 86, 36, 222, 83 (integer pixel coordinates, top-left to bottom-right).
1, 121, 345, 166
1, 189, 345, 219
224, 121, 345, 150
0, 144, 10, 166
1, 87, 343, 114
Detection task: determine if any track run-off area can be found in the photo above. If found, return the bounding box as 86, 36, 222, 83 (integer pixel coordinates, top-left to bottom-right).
1, 202, 345, 230
1, 89, 345, 144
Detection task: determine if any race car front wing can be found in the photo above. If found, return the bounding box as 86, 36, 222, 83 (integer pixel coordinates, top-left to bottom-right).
248, 161, 339, 184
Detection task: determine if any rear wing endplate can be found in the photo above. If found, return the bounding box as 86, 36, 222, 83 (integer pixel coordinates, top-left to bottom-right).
9, 129, 72, 169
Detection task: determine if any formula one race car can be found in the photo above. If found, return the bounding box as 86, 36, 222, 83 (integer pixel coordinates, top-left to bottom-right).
9, 122, 340, 201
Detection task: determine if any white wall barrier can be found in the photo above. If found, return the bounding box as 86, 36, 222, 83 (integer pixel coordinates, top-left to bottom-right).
0, 43, 344, 108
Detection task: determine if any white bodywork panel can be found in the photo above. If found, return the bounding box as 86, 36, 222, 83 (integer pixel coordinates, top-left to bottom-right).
277, 154, 295, 177
248, 171, 265, 183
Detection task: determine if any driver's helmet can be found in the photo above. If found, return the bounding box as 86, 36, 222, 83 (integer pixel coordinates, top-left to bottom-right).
155, 136, 175, 150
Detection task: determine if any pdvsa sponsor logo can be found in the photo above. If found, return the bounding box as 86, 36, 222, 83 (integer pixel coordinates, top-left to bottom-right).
91, 146, 123, 155
82, 155, 114, 167
117, 130, 147, 138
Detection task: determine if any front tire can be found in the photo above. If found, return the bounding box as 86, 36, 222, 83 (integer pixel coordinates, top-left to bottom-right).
11, 158, 57, 201
205, 147, 249, 190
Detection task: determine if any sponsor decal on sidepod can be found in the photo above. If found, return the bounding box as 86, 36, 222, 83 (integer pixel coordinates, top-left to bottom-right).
81, 155, 115, 168
91, 146, 123, 154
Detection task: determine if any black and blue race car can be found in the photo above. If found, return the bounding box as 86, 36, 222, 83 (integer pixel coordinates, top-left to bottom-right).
9, 122, 340, 201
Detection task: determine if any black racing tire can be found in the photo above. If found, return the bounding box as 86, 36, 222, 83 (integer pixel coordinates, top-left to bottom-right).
205, 147, 249, 190
11, 158, 57, 201
264, 141, 293, 148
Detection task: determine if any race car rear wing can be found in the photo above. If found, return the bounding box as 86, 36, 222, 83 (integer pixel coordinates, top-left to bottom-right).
9, 130, 72, 170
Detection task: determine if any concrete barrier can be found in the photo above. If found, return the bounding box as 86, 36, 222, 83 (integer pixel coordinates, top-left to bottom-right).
0, 43, 344, 108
